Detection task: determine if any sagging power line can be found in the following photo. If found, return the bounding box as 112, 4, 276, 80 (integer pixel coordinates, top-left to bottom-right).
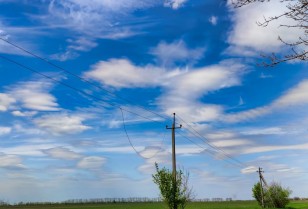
0, 37, 170, 122
0, 51, 248, 169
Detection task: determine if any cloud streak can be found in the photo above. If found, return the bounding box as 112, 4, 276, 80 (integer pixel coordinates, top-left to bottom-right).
222, 79, 308, 123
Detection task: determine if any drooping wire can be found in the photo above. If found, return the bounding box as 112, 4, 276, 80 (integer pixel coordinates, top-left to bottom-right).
1, 51, 246, 168
0, 38, 251, 168
0, 37, 169, 121
120, 107, 166, 159
0, 54, 167, 159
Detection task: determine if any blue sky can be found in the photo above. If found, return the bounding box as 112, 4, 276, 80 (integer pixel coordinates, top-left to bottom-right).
0, 0, 307, 203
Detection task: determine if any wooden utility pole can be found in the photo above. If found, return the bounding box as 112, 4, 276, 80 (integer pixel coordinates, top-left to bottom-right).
257, 167, 265, 208
166, 113, 182, 209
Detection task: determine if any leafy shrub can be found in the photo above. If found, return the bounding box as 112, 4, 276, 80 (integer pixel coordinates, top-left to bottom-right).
252, 182, 291, 208
152, 163, 193, 209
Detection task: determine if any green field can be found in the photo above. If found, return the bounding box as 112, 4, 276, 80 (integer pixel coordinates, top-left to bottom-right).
0, 201, 307, 209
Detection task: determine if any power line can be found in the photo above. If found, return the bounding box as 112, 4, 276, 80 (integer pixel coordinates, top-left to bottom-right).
0, 51, 248, 169
0, 54, 172, 160
0, 54, 165, 125
0, 38, 251, 169
175, 114, 247, 168
177, 130, 245, 169
0, 37, 169, 121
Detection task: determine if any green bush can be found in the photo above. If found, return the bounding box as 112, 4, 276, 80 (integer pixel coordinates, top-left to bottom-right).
252, 182, 291, 208
152, 163, 193, 209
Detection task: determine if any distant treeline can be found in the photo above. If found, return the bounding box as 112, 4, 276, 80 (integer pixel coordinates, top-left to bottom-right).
0, 198, 161, 206
0, 197, 235, 206
63, 197, 162, 203
2, 197, 306, 206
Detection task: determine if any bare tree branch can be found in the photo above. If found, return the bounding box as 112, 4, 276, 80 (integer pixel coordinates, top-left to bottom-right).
231, 0, 308, 66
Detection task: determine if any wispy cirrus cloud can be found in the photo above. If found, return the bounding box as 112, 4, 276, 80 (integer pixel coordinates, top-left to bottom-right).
150, 40, 205, 67
164, 0, 187, 9
222, 79, 308, 123
0, 20, 45, 57
50, 37, 98, 61
240, 127, 287, 136
41, 0, 161, 60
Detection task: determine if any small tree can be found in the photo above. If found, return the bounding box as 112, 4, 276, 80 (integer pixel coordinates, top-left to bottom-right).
252, 182, 263, 206
152, 163, 193, 209
267, 182, 292, 208
252, 181, 292, 208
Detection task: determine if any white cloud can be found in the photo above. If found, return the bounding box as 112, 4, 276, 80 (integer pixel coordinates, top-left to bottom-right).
164, 0, 187, 9
211, 139, 252, 148
50, 50, 79, 62
77, 156, 106, 169
138, 148, 170, 174
67, 37, 98, 52
209, 16, 218, 25
50, 37, 98, 61
0, 93, 15, 111
222, 80, 308, 123
241, 166, 257, 174
45, 0, 159, 37
240, 142, 308, 155
150, 40, 205, 66
11, 110, 37, 117
260, 72, 273, 79
273, 80, 308, 108
34, 113, 91, 135
222, 106, 271, 123
43, 147, 82, 160
0, 126, 11, 135
1, 143, 60, 157
241, 127, 286, 135
158, 60, 245, 122
13, 123, 44, 135
0, 21, 43, 57
84, 59, 184, 88
0, 154, 25, 169
0, 27, 26, 56
226, 1, 303, 56
8, 80, 59, 111
85, 59, 245, 123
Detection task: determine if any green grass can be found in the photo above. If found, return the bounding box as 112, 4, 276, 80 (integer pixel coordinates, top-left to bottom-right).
0, 200, 307, 209
287, 201, 308, 209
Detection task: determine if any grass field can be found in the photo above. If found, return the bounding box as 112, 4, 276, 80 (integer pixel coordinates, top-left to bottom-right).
0, 201, 307, 209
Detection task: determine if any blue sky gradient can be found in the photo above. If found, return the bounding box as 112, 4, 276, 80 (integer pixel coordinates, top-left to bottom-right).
0, 0, 308, 203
